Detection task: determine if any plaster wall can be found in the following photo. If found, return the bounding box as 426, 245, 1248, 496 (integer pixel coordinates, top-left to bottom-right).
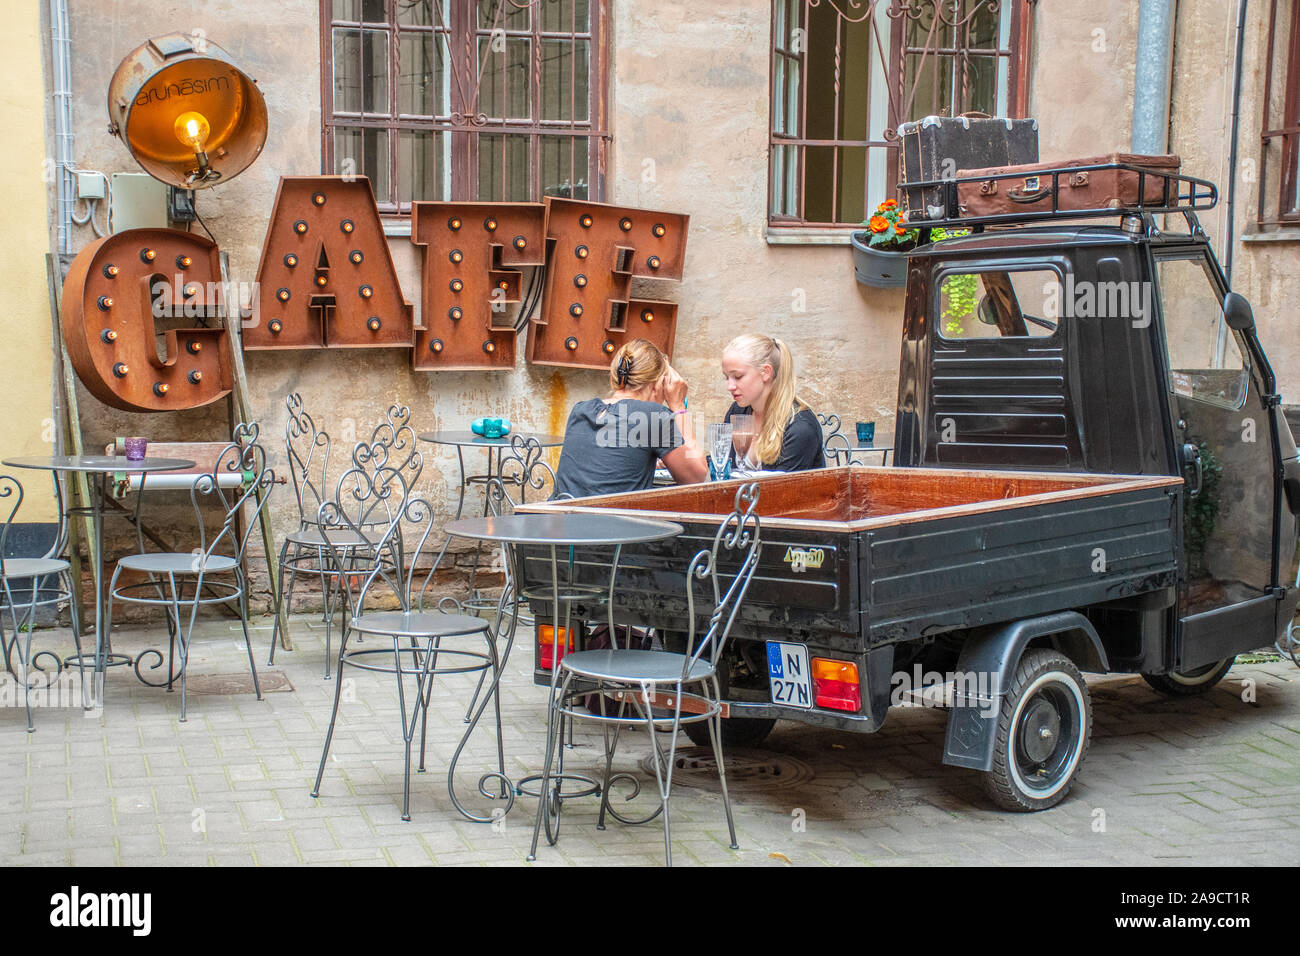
45, 1, 1300, 614
3, 0, 57, 521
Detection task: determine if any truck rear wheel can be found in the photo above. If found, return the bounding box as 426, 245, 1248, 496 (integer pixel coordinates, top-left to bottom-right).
984, 648, 1091, 812
683, 716, 777, 749
1141, 657, 1234, 696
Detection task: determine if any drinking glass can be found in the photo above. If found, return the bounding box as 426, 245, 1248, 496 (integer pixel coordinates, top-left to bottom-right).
707, 423, 733, 480
730, 414, 756, 470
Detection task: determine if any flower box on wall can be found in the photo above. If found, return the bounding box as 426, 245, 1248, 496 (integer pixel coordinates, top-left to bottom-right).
850, 230, 909, 288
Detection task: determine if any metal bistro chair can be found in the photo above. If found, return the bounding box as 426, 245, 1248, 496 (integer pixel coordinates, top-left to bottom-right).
442, 434, 577, 729
818, 412, 856, 467
0, 472, 89, 732
529, 483, 763, 866
268, 393, 332, 666
270, 400, 421, 677
311, 459, 501, 822
105, 423, 272, 722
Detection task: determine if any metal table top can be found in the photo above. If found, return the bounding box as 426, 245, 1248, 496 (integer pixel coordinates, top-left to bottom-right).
418, 431, 563, 448
445, 513, 682, 546
3, 455, 196, 473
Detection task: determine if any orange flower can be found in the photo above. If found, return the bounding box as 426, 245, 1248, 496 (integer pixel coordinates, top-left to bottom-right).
869, 215, 889, 233
895, 224, 906, 235
882, 199, 898, 209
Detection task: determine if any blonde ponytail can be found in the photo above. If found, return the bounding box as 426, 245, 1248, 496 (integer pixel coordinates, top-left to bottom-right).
724, 333, 808, 465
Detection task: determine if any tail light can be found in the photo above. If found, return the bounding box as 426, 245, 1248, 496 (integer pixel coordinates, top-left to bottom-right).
811, 658, 861, 712
537, 625, 574, 670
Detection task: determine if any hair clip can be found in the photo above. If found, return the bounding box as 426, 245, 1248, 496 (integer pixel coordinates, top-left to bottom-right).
616, 355, 634, 386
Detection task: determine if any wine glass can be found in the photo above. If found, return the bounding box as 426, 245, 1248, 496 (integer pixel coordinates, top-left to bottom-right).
707, 423, 733, 480
730, 414, 756, 471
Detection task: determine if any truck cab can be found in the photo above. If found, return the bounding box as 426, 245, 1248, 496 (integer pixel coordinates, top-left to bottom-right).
894, 208, 1300, 686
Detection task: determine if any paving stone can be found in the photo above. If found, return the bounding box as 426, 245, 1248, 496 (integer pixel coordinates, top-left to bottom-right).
5, 615, 1300, 867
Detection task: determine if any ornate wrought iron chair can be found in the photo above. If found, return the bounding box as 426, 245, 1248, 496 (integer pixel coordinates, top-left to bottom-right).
528, 483, 763, 866
818, 411, 857, 466
0, 472, 89, 732
268, 392, 332, 666
270, 398, 421, 677
310, 458, 500, 821
105, 423, 272, 722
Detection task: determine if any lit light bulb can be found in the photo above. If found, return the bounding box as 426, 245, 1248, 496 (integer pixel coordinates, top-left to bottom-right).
172, 111, 217, 185
430, 338, 444, 353
173, 111, 210, 151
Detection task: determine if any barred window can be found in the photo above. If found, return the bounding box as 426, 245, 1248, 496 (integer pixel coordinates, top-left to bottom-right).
323, 0, 607, 213
1259, 0, 1300, 224
769, 0, 1034, 229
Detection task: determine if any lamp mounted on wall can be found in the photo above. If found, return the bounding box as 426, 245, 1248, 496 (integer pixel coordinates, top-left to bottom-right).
107, 33, 268, 190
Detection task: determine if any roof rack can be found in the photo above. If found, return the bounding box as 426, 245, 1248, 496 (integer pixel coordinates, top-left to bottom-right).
902, 161, 1219, 233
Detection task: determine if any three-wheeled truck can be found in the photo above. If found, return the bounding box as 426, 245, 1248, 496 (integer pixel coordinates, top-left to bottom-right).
515, 161, 1300, 810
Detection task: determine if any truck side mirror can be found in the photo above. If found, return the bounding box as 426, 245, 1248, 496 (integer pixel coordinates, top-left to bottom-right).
1223, 292, 1256, 331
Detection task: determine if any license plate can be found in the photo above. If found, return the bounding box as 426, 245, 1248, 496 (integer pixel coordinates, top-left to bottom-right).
766, 641, 812, 709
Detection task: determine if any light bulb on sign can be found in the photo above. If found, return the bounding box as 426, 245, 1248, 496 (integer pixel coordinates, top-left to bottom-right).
172, 110, 219, 185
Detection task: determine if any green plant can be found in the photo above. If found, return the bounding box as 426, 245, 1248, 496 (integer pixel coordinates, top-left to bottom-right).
933, 228, 976, 336
1183, 439, 1223, 577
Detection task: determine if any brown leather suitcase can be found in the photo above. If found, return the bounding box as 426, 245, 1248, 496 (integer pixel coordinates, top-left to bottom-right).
955, 153, 1182, 218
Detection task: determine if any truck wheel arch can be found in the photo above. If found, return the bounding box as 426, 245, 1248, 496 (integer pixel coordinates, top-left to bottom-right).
942, 611, 1106, 773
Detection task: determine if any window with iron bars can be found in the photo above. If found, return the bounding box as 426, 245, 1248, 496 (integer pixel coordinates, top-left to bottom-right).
1259, 0, 1300, 224
769, 0, 1034, 230
322, 0, 607, 213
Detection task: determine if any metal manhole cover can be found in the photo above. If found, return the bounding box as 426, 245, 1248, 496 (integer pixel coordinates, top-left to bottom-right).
640, 747, 814, 792
185, 670, 294, 696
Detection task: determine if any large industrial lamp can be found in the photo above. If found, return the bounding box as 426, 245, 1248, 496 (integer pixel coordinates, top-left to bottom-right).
107, 33, 268, 189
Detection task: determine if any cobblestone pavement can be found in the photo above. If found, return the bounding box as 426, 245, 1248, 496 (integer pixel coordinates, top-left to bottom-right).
1, 616, 1298, 866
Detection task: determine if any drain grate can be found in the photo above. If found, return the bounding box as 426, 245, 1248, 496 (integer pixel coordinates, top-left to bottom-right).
640, 747, 814, 792
185, 670, 294, 696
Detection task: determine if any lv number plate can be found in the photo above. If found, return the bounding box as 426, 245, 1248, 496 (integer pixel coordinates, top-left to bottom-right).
766, 641, 812, 709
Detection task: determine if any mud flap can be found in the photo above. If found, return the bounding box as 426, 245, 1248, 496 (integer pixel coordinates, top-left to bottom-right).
942, 611, 1107, 771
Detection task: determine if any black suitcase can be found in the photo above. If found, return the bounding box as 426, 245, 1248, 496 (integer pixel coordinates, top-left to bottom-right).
898, 114, 1039, 222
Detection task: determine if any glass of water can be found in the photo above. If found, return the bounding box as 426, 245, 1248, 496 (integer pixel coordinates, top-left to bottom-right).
707, 423, 733, 480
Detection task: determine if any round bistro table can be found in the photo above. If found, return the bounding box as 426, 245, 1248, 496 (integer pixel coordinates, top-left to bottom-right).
418, 431, 564, 612
2, 455, 195, 684
440, 512, 683, 824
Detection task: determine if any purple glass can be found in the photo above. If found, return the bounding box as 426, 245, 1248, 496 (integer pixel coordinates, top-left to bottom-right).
123, 437, 148, 461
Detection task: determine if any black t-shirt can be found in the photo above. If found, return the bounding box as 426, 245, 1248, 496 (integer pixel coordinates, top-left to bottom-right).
553, 397, 685, 499
725, 402, 825, 472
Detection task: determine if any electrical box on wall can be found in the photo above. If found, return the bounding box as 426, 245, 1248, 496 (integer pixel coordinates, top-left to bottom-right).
76, 171, 106, 200
109, 173, 168, 233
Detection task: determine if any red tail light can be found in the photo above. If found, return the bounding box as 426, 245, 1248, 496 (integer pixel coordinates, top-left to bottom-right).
812, 658, 861, 712
538, 625, 574, 670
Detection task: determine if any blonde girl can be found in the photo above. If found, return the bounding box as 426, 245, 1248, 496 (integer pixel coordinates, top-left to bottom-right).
720, 333, 824, 471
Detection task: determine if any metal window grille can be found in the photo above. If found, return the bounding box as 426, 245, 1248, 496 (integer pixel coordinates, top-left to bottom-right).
322, 0, 608, 213
1259, 0, 1300, 224
768, 0, 1034, 229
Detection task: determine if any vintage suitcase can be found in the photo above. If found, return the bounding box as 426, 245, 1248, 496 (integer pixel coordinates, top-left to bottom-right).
897, 114, 1039, 222
955, 153, 1182, 218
